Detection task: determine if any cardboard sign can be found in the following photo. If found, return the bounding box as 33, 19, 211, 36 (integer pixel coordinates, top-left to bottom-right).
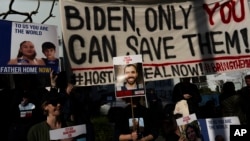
49, 124, 86, 140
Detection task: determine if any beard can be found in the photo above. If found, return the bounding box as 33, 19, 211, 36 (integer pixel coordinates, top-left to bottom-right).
127, 77, 136, 85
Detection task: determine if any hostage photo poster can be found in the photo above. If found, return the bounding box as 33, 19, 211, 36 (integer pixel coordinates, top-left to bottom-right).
113, 54, 145, 98
176, 113, 202, 141
0, 20, 59, 74
59, 0, 250, 86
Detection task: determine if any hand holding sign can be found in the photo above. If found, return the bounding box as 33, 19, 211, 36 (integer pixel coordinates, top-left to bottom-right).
49, 124, 86, 140
183, 94, 192, 99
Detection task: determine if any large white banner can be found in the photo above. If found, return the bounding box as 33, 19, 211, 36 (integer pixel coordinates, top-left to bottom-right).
59, 0, 250, 86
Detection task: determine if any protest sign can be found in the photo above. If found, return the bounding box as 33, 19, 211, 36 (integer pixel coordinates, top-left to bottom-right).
198, 116, 240, 141
113, 55, 145, 98
60, 0, 250, 86
0, 20, 59, 74
176, 113, 202, 140
49, 124, 86, 140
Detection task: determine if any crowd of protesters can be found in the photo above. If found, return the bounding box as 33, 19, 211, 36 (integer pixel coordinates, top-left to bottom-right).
0, 71, 95, 141
1, 73, 250, 141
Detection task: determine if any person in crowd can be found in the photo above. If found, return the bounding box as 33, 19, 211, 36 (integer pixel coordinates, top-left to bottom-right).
41, 41, 60, 73
147, 88, 160, 108
27, 94, 72, 141
51, 71, 95, 140
172, 77, 202, 115
146, 88, 164, 131
8, 74, 49, 141
238, 74, 250, 125
162, 104, 187, 141
114, 96, 159, 141
219, 81, 237, 104
53, 71, 75, 125
18, 92, 36, 118
0, 74, 14, 141
219, 81, 246, 123
121, 64, 144, 90
199, 100, 220, 118
185, 124, 202, 141
8, 40, 45, 65
27, 71, 74, 141
70, 86, 95, 141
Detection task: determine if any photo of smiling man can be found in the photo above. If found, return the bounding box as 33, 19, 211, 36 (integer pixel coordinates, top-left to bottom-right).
113, 55, 145, 98
121, 63, 143, 90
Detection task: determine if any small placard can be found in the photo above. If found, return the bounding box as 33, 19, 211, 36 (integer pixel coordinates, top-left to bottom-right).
49, 124, 86, 140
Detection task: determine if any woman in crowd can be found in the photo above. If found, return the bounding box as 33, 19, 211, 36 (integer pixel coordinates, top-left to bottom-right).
27, 95, 73, 141
27, 72, 72, 141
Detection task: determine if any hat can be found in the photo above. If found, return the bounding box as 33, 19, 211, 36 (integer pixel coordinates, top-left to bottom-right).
42, 92, 62, 106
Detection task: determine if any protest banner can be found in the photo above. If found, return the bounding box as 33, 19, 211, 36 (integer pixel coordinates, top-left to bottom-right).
198, 116, 240, 141
113, 55, 145, 98
0, 20, 59, 74
60, 0, 250, 86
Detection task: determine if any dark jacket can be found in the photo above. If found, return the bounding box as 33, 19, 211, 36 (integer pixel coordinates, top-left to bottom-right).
114, 103, 159, 141
238, 86, 250, 125
172, 82, 202, 114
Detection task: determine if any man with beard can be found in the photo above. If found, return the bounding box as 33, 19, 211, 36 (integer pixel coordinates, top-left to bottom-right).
121, 64, 143, 90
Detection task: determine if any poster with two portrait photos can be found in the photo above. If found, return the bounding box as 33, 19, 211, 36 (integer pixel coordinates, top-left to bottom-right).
0, 19, 59, 74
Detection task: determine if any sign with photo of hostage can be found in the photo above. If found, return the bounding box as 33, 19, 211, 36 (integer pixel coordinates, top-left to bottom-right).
176, 113, 203, 141
113, 55, 145, 98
